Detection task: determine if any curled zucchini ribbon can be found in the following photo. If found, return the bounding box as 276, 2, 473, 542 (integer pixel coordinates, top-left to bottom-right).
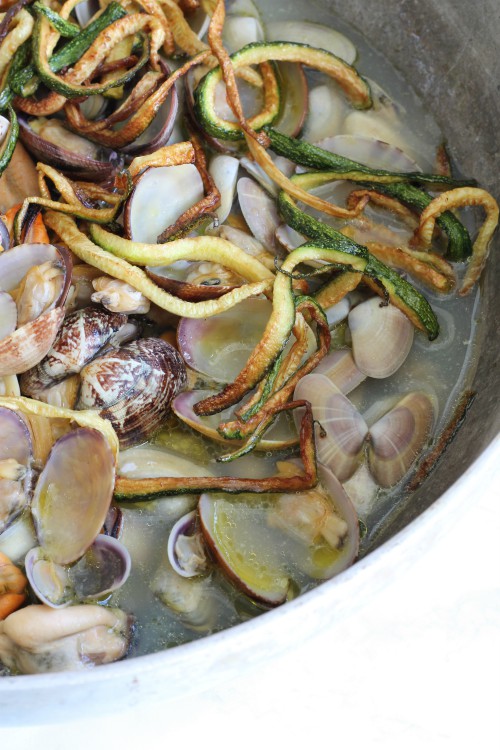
194, 39, 372, 142
277, 191, 440, 340
0, 105, 18, 178
46, 212, 274, 318
194, 241, 368, 418
114, 400, 319, 502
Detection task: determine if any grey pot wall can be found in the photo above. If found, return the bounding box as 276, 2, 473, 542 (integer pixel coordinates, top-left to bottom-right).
321, 0, 500, 541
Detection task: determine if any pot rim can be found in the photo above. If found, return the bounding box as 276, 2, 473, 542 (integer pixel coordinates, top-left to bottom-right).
2, 431, 498, 703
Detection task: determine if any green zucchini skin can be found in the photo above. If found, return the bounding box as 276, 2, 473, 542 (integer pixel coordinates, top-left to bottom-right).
32, 16, 150, 98
0, 106, 19, 177
358, 182, 473, 262
265, 126, 475, 189
194, 41, 371, 141
9, 2, 127, 98
32, 2, 80, 38
278, 191, 439, 340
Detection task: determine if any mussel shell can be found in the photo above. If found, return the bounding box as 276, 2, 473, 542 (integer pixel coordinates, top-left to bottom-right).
77, 338, 187, 448
367, 391, 436, 487
31, 427, 115, 565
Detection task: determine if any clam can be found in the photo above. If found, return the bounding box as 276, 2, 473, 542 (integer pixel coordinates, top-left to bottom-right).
265, 20, 357, 64
367, 391, 436, 487
302, 84, 347, 143
266, 463, 359, 580
152, 562, 220, 633
314, 348, 366, 394
76, 338, 187, 447
167, 510, 208, 578
237, 177, 281, 254
0, 513, 37, 565
0, 244, 72, 376
31, 428, 115, 565
315, 134, 421, 173
348, 297, 414, 378
146, 260, 240, 302
0, 407, 33, 535
25, 535, 131, 609
223, 11, 264, 53
0, 604, 132, 674
294, 374, 368, 482
124, 165, 205, 244
91, 276, 151, 315
209, 154, 240, 224
198, 493, 291, 607
20, 306, 138, 400
172, 389, 298, 451
18, 116, 116, 182
177, 298, 315, 384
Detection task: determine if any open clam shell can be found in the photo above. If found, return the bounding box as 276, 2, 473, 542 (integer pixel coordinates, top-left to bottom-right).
0, 406, 33, 535
31, 428, 115, 565
172, 389, 298, 451
25, 536, 131, 609
124, 165, 205, 243
367, 391, 436, 487
294, 373, 368, 482
199, 493, 291, 607
146, 261, 239, 302
167, 510, 208, 579
237, 177, 281, 254
348, 297, 414, 379
0, 244, 72, 376
18, 117, 117, 182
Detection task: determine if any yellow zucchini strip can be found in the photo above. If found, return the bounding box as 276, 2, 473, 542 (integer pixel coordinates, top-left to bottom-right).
89, 222, 274, 281
363, 242, 455, 293
128, 140, 196, 177
0, 9, 34, 82
412, 187, 499, 295
45, 212, 273, 318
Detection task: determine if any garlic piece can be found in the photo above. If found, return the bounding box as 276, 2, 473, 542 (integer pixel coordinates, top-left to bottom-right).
92, 276, 150, 314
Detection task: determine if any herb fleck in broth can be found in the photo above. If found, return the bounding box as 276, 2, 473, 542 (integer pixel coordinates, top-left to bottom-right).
0, 0, 492, 672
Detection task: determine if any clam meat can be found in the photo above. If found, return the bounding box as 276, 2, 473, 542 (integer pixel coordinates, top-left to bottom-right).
0, 604, 132, 674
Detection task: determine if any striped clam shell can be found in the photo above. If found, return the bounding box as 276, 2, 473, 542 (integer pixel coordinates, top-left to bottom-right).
77, 338, 187, 448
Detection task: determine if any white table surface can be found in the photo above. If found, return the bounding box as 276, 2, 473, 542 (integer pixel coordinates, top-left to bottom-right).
1, 481, 499, 749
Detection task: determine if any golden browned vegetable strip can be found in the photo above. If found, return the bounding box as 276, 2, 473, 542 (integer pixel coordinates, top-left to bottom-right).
365, 242, 455, 293
45, 212, 273, 317
157, 129, 220, 241
128, 140, 196, 177
411, 187, 499, 295
114, 401, 318, 499
160, 0, 208, 55
207, 0, 270, 147
314, 270, 362, 310
245, 135, 370, 219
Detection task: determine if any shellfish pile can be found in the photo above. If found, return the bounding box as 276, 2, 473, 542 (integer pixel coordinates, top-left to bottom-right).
0, 0, 497, 675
